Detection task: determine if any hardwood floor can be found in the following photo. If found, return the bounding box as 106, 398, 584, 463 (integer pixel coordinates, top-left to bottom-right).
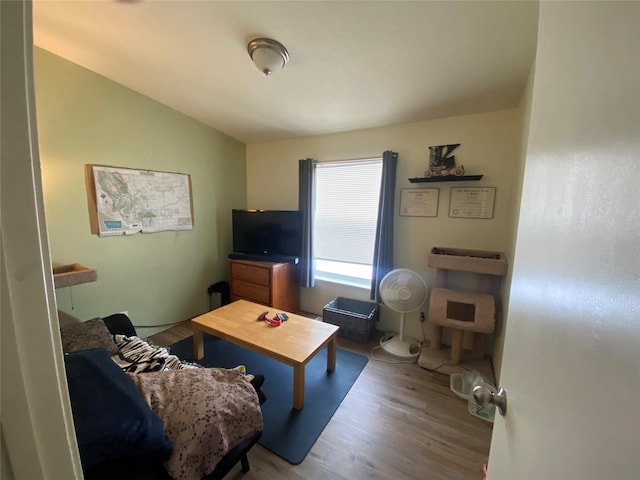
149, 323, 492, 480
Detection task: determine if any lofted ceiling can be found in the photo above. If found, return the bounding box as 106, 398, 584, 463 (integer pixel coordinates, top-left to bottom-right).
33, 1, 539, 144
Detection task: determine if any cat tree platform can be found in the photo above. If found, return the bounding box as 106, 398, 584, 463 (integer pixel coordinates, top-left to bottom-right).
427, 247, 507, 275
52, 263, 98, 289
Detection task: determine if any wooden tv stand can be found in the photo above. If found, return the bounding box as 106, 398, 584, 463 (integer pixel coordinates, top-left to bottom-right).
228, 258, 299, 313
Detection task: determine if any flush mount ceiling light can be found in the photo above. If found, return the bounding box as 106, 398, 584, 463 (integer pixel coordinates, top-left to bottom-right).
247, 38, 289, 76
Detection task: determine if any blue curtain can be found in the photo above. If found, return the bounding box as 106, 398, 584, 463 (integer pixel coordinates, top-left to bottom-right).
298, 158, 316, 288
370, 151, 398, 302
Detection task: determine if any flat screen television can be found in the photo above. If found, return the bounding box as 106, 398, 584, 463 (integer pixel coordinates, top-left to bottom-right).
231, 209, 302, 263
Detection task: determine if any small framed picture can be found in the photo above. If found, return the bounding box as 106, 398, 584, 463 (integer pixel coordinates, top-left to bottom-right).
449, 187, 496, 219
400, 188, 439, 217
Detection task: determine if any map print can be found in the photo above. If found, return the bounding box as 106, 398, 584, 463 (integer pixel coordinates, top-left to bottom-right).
92, 166, 193, 237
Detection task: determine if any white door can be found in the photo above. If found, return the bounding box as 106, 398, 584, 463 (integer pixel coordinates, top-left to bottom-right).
487, 3, 640, 479
1, 1, 83, 478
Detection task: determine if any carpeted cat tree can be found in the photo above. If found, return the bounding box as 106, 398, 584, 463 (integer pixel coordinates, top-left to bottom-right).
418, 247, 507, 382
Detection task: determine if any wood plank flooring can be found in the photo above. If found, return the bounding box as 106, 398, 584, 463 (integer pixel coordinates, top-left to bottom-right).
149, 322, 492, 480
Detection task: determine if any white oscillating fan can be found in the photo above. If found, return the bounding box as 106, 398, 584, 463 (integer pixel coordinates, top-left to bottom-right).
379, 268, 428, 359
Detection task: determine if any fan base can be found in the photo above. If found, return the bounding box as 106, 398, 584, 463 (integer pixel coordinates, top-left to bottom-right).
380, 335, 421, 359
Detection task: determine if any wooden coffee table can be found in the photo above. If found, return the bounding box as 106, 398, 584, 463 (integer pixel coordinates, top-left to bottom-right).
191, 299, 339, 410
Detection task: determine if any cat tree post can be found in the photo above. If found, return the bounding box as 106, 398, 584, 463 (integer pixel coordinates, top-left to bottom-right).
450, 329, 465, 364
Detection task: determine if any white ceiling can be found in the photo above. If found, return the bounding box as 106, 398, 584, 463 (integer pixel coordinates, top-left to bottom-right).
33, 1, 539, 144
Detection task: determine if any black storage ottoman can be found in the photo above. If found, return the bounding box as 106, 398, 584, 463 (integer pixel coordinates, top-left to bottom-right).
322, 297, 379, 342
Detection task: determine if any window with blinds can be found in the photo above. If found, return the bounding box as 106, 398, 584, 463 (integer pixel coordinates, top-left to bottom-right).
314, 158, 382, 286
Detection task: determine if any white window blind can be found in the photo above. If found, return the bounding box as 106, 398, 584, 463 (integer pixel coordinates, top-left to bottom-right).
314, 159, 382, 272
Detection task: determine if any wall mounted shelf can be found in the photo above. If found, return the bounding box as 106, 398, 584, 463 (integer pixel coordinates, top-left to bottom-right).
409, 175, 483, 183
52, 263, 97, 289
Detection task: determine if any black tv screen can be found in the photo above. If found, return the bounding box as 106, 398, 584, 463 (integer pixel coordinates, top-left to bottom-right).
232, 209, 302, 259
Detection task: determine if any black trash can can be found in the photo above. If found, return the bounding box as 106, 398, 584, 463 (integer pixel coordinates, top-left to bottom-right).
207, 281, 230, 309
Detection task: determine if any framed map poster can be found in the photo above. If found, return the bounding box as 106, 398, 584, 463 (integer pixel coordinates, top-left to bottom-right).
86, 165, 194, 237
449, 187, 496, 219
400, 188, 439, 217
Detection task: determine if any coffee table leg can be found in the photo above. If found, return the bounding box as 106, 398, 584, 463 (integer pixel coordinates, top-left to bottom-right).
327, 333, 337, 372
293, 364, 305, 410
193, 327, 204, 360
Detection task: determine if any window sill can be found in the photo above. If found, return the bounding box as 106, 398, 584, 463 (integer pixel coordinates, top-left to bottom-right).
315, 273, 370, 290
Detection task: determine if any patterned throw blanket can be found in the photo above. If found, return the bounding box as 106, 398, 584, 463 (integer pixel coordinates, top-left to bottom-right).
114, 335, 202, 372
129, 369, 263, 480
114, 335, 263, 480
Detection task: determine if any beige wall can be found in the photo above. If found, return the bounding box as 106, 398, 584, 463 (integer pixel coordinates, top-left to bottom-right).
33, 48, 247, 335
246, 109, 524, 345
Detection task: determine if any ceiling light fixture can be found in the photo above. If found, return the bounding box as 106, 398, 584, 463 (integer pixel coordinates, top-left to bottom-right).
247, 38, 289, 76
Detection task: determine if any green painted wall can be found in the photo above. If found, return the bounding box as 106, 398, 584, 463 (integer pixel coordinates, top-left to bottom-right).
33, 47, 246, 335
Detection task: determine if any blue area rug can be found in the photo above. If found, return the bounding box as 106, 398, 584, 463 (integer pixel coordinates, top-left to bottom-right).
169, 334, 368, 464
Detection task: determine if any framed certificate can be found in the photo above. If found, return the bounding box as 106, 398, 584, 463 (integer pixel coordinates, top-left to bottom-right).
449, 187, 496, 219
400, 188, 439, 217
